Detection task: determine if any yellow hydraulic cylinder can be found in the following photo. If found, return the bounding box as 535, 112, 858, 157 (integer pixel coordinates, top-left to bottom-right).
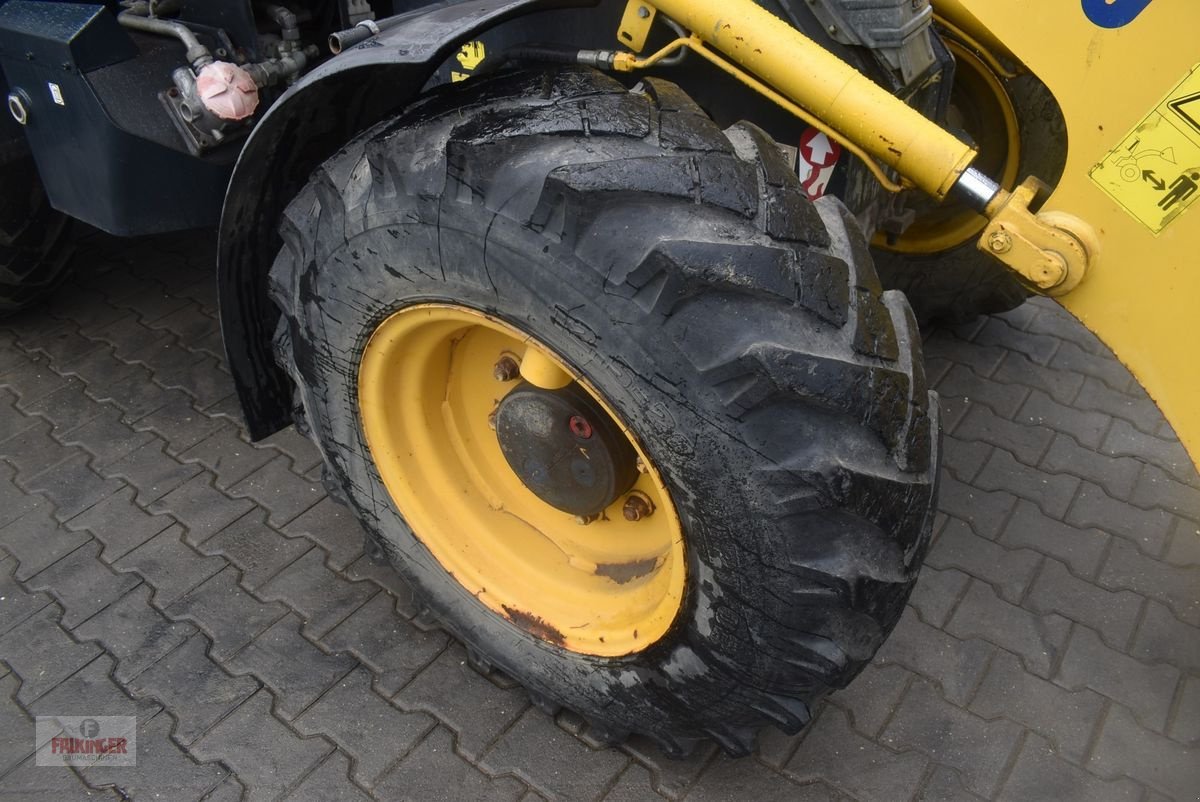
640, 0, 979, 200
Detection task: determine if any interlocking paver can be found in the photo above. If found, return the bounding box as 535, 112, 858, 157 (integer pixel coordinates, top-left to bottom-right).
827, 661, 913, 738
1089, 704, 1200, 801
1165, 518, 1200, 566
72, 585, 196, 683
149, 474, 256, 545
395, 642, 525, 761
374, 725, 527, 802
1073, 376, 1161, 436
619, 734, 716, 799
25, 541, 140, 629
946, 581, 1070, 679
225, 613, 356, 720
81, 709, 231, 801
992, 350, 1085, 406
0, 605, 101, 703
1039, 433, 1141, 502
104, 438, 204, 504
56, 406, 159, 470
65, 486, 174, 563
927, 517, 1039, 603
940, 436, 993, 484
601, 764, 669, 802
1027, 559, 1144, 649
787, 706, 927, 802
975, 447, 1080, 519
1102, 419, 1195, 485
876, 610, 994, 706
998, 500, 1109, 578
1133, 463, 1200, 522
0, 507, 90, 581
165, 566, 287, 660
286, 751, 374, 801
2, 754, 119, 801
113, 524, 226, 608
936, 475, 1016, 540
179, 428, 277, 490
283, 497, 367, 570
956, 405, 1054, 466
258, 548, 376, 638
999, 733, 1142, 802
0, 672, 35, 774
191, 688, 331, 802
907, 564, 970, 628
127, 633, 258, 744
1098, 539, 1200, 627
917, 766, 987, 801
23, 453, 124, 522
1050, 341, 1135, 394
0, 557, 52, 636
1067, 481, 1174, 554
1056, 626, 1179, 733
1016, 390, 1111, 449
969, 652, 1105, 764
228, 457, 325, 527
197, 509, 312, 590
935, 364, 1029, 419
480, 707, 630, 802
27, 654, 159, 724
1129, 600, 1200, 671
881, 679, 1023, 798
293, 666, 435, 786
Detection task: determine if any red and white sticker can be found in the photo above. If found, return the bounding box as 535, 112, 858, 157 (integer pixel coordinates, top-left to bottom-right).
797, 128, 841, 200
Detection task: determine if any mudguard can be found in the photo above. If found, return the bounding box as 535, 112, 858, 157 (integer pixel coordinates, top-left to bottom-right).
218, 0, 592, 439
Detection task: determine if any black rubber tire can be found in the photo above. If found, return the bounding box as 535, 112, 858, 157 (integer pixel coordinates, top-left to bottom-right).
872, 72, 1068, 327
269, 67, 940, 756
0, 154, 74, 317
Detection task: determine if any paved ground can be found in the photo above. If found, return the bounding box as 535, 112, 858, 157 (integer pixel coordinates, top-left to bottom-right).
0, 229, 1197, 802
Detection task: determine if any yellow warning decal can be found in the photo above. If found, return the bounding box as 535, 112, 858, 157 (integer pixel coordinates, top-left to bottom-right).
451, 41, 486, 83
1091, 64, 1200, 234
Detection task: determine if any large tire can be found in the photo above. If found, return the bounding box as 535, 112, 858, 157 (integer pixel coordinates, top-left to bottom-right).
872, 68, 1068, 327
269, 67, 940, 756
0, 153, 74, 317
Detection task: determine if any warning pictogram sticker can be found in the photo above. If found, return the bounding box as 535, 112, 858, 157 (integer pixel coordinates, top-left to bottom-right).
797, 128, 842, 200
1091, 64, 1200, 234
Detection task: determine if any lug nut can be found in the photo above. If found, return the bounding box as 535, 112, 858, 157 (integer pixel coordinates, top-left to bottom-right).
493, 355, 520, 382
622, 492, 654, 522
575, 513, 600, 526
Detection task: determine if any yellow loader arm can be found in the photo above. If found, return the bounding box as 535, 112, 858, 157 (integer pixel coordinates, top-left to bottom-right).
616, 0, 1200, 465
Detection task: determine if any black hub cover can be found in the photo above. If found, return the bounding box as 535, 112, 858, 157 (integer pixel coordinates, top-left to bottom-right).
495, 382, 638, 516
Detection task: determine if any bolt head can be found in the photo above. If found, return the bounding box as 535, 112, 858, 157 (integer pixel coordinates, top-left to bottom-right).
637, 5, 650, 18
987, 230, 1013, 254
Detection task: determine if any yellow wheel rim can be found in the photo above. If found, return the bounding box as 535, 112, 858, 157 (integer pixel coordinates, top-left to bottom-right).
357, 304, 686, 657
875, 39, 1022, 255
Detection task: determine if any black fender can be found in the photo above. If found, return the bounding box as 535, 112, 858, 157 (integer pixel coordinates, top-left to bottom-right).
217, 0, 594, 439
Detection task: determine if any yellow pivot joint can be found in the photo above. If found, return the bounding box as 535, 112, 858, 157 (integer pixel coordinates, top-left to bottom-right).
975, 178, 1098, 296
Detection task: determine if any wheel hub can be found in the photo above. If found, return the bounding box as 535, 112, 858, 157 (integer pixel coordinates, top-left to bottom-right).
495, 382, 639, 516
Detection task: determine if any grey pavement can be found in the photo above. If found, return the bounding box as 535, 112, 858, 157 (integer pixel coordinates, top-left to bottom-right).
0, 229, 1197, 801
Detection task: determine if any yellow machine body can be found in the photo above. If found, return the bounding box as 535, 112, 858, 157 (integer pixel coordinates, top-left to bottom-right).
943, 0, 1199, 462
